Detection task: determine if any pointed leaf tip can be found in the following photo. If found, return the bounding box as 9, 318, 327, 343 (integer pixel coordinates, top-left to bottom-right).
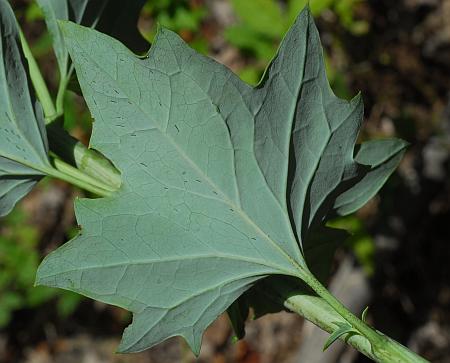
323, 324, 357, 351
361, 306, 369, 322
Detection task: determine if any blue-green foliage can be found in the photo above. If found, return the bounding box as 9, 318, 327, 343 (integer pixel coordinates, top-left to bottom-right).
35, 8, 406, 354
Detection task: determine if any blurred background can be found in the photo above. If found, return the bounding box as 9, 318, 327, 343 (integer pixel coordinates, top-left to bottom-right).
1, 0, 449, 362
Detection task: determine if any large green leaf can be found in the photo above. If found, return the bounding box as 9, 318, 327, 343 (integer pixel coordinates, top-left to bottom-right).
37, 9, 406, 354
0, 0, 50, 217
36, 0, 147, 80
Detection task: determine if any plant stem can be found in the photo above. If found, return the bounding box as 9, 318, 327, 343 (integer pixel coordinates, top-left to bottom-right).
46, 155, 112, 197
298, 267, 384, 344
284, 294, 429, 363
46, 123, 122, 191
19, 30, 56, 119
293, 267, 428, 363
50, 153, 115, 192
285, 294, 377, 359
55, 76, 68, 118
55, 64, 74, 118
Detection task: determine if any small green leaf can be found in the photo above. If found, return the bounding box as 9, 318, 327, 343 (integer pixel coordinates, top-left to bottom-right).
323, 323, 357, 351
0, 0, 50, 217
361, 306, 369, 322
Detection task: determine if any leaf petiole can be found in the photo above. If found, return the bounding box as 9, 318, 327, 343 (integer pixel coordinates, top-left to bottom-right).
44, 163, 112, 197
54, 64, 74, 119
19, 29, 57, 120
45, 123, 122, 191
48, 153, 115, 196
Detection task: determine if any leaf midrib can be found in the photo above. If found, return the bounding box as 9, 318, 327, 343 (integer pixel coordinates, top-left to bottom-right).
39, 252, 298, 280
0, 29, 48, 166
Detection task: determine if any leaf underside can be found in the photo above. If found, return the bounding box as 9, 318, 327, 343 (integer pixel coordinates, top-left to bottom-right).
0, 0, 50, 217
36, 8, 407, 355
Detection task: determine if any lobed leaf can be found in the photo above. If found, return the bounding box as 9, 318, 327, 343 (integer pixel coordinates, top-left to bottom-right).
0, 0, 50, 217
334, 138, 408, 215
37, 8, 407, 354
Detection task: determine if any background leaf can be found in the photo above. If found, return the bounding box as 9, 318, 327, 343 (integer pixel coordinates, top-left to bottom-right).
36, 0, 147, 80
229, 0, 285, 38
0, 0, 50, 217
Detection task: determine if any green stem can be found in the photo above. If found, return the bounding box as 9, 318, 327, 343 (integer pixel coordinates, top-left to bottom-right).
285, 294, 377, 359
46, 155, 112, 197
46, 123, 121, 191
55, 76, 68, 118
294, 268, 428, 363
19, 30, 56, 119
298, 268, 384, 345
284, 294, 429, 363
50, 153, 116, 193
55, 64, 74, 118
